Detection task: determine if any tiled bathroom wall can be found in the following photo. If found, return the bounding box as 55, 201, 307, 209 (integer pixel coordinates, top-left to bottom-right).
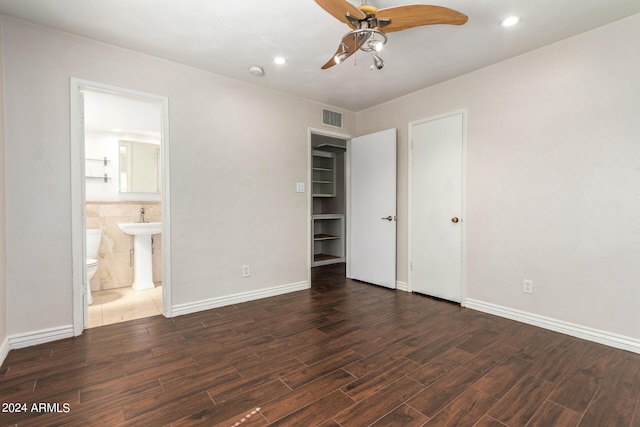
86, 201, 162, 291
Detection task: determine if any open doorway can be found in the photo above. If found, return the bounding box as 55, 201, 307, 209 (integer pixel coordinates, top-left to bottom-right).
310, 130, 349, 278
70, 79, 171, 334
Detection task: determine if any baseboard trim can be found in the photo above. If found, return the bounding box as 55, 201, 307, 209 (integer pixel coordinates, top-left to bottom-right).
396, 281, 409, 292
172, 281, 310, 317
464, 298, 640, 354
8, 325, 75, 350
0, 335, 9, 366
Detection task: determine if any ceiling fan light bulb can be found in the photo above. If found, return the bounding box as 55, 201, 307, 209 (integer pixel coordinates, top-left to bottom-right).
373, 54, 384, 70
335, 52, 349, 64
373, 40, 384, 52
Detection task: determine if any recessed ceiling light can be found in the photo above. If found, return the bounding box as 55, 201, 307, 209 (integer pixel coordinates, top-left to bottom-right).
248, 65, 264, 76
110, 128, 122, 133
274, 56, 287, 65
500, 15, 521, 27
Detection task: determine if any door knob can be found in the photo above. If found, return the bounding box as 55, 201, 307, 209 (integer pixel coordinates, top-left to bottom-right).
451, 217, 459, 223
381, 216, 395, 221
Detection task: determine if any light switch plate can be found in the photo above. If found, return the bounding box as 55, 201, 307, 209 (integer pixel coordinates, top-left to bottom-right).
296, 182, 305, 193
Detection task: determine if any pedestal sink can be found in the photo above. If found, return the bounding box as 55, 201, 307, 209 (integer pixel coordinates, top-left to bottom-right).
118, 222, 161, 291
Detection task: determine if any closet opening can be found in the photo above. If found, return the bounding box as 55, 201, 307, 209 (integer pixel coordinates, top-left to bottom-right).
310, 131, 349, 278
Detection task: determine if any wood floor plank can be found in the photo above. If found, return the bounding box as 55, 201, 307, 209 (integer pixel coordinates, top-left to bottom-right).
334, 376, 425, 426
341, 357, 420, 401
407, 346, 474, 387
260, 369, 355, 422
124, 391, 214, 425
342, 341, 413, 378
422, 387, 497, 426
528, 336, 588, 383
549, 341, 619, 413
474, 415, 510, 427
631, 397, 640, 427
280, 349, 362, 389
268, 390, 355, 426
472, 355, 531, 399
192, 379, 290, 426
34, 359, 126, 395
525, 401, 581, 427
407, 366, 482, 417
462, 339, 516, 376
2, 263, 639, 426
456, 328, 507, 355
369, 403, 429, 427
211, 409, 270, 427
577, 349, 640, 426
487, 374, 556, 426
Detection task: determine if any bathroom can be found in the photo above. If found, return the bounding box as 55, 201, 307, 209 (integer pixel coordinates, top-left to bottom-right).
83, 88, 164, 328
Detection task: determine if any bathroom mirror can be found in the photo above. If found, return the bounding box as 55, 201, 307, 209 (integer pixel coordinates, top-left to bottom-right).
119, 140, 161, 193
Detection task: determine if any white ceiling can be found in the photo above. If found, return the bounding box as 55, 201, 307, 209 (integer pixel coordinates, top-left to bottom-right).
1, 0, 639, 111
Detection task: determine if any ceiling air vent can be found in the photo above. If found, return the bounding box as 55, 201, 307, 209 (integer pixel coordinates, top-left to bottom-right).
322, 108, 343, 129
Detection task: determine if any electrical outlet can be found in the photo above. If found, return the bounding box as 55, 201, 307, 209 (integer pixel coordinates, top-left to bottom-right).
523, 279, 533, 294
242, 265, 250, 278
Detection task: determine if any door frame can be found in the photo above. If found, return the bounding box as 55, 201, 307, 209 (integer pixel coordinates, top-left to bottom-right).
408, 109, 468, 302
70, 78, 172, 335
307, 127, 352, 282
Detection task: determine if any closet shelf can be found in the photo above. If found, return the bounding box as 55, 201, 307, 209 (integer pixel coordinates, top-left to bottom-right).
312, 150, 335, 197
312, 214, 344, 266
314, 233, 339, 240
314, 253, 341, 262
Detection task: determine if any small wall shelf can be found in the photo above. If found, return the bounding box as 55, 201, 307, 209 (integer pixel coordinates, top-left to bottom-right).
85, 157, 111, 182
86, 174, 112, 183
312, 214, 344, 266
85, 157, 111, 166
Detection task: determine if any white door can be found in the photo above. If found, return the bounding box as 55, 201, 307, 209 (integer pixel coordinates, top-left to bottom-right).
410, 112, 465, 302
349, 128, 397, 288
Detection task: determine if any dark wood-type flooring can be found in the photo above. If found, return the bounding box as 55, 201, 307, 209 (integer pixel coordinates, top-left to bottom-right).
2, 263, 640, 426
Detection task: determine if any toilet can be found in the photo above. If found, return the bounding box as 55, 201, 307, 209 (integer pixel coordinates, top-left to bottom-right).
86, 228, 103, 305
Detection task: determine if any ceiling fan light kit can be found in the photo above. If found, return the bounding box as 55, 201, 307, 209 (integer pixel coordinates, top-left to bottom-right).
315, 0, 468, 70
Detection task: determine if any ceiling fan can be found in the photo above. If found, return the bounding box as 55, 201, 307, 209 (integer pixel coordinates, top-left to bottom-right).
315, 0, 468, 70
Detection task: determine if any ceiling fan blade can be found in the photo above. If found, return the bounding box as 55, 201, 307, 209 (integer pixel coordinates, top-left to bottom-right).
321, 30, 371, 69
315, 0, 365, 26
376, 5, 468, 33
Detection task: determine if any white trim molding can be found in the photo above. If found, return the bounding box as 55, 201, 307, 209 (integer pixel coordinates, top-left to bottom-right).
172, 281, 310, 317
464, 298, 640, 354
396, 281, 410, 292
0, 336, 9, 366
8, 325, 74, 350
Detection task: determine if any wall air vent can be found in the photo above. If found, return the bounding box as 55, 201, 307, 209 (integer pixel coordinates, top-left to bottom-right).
322, 108, 343, 129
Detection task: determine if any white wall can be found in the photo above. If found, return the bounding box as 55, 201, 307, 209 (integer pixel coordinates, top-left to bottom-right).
357, 14, 640, 342
1, 16, 355, 338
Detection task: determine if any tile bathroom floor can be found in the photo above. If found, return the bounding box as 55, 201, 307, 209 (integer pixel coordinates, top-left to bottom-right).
87, 284, 162, 328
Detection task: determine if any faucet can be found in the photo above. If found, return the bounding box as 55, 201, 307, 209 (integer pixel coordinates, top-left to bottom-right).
139, 207, 146, 223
